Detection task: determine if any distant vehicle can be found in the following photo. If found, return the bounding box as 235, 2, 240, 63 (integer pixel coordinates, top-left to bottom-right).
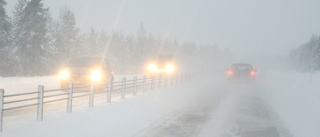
226, 63, 256, 81
59, 56, 114, 89
147, 54, 176, 75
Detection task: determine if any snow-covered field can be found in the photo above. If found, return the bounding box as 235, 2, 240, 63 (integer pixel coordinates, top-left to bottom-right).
0, 71, 319, 136
0, 74, 214, 136
260, 71, 320, 137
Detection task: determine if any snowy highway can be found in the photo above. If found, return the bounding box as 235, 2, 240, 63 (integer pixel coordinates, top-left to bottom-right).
133, 77, 284, 137
1, 71, 320, 136
1, 0, 320, 136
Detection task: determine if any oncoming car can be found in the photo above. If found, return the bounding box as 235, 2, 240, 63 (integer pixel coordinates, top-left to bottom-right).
226, 63, 257, 81
59, 56, 114, 89
147, 54, 176, 75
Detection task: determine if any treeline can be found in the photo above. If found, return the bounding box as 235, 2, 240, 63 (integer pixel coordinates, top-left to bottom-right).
0, 0, 231, 76
288, 34, 320, 71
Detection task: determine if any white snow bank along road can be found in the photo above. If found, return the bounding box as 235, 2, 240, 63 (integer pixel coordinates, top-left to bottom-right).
260, 71, 320, 137
0, 76, 60, 94
1, 78, 222, 137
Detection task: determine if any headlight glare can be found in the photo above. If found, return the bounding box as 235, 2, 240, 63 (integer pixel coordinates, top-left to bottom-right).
90, 70, 102, 81
148, 64, 157, 71
59, 70, 69, 79
165, 64, 174, 72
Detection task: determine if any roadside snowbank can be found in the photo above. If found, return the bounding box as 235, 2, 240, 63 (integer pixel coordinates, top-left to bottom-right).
1, 78, 219, 136
260, 71, 320, 137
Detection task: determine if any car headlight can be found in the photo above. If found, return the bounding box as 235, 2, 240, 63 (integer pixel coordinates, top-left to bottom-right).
165, 64, 174, 73
90, 70, 102, 81
148, 64, 157, 71
59, 70, 69, 79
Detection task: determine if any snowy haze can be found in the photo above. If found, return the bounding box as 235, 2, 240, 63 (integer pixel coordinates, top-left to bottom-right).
5, 0, 320, 56
2, 0, 320, 136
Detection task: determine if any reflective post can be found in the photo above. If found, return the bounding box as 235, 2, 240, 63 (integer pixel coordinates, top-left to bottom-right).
143, 75, 147, 93
37, 85, 44, 121
171, 75, 174, 86
121, 77, 126, 99
158, 74, 162, 89
67, 83, 73, 113
133, 76, 137, 96
151, 75, 155, 91
107, 79, 113, 103
164, 75, 167, 87
0, 89, 4, 132
89, 83, 94, 108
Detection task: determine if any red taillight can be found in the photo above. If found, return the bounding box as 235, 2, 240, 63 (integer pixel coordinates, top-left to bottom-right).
227, 70, 233, 75
250, 70, 256, 76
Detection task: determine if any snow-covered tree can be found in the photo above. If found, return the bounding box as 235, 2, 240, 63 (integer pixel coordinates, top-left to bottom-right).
288, 34, 320, 71
11, 0, 51, 75
85, 27, 99, 55
0, 0, 11, 48
0, 0, 14, 76
52, 7, 79, 67
96, 30, 108, 56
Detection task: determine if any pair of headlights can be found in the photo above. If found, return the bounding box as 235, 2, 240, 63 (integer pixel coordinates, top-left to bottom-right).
59, 70, 103, 81
148, 64, 175, 73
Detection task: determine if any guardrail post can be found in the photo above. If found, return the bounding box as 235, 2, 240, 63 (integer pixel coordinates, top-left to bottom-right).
107, 79, 113, 103
121, 77, 126, 99
164, 75, 167, 87
67, 83, 73, 113
151, 75, 155, 91
133, 76, 137, 96
0, 89, 4, 132
89, 83, 94, 108
171, 75, 174, 86
158, 74, 162, 89
143, 75, 147, 93
37, 85, 44, 121
175, 74, 178, 84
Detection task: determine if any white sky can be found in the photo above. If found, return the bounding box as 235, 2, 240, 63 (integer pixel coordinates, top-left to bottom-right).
5, 0, 320, 56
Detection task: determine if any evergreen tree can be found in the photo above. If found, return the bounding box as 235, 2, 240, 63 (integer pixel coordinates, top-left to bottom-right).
288, 34, 320, 71
0, 0, 11, 47
12, 0, 50, 75
0, 0, 13, 76
97, 30, 108, 56
52, 7, 78, 67
44, 12, 57, 73
86, 27, 98, 55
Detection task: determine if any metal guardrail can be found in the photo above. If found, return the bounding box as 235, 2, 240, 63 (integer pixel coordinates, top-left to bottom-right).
0, 73, 190, 132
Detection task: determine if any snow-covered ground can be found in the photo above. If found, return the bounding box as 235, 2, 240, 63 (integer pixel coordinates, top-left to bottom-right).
0, 71, 319, 136
260, 71, 320, 137
0, 74, 217, 137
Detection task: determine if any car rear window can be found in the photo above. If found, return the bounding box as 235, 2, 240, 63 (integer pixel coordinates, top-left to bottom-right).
232, 64, 253, 70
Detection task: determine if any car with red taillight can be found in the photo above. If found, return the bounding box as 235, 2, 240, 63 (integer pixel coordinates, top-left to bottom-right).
226, 63, 256, 80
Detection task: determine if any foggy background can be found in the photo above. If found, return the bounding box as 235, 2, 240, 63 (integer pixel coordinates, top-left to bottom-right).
1, 0, 320, 76
1, 1, 320, 136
